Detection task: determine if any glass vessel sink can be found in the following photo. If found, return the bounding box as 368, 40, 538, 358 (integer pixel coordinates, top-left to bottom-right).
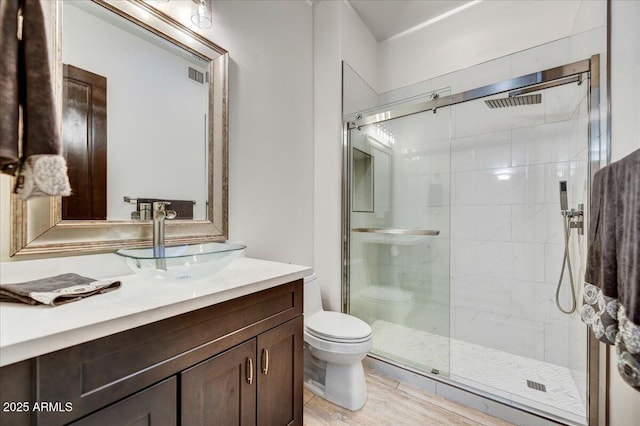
115, 242, 246, 280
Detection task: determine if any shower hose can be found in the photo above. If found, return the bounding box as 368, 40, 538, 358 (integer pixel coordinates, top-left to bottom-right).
556, 214, 577, 314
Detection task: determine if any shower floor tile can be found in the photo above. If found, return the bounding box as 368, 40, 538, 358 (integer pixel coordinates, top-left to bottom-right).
371, 320, 586, 425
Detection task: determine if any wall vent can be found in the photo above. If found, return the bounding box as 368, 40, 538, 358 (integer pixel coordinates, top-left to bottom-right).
188, 67, 205, 85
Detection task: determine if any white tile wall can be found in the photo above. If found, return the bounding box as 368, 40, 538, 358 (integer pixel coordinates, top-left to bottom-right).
451, 130, 512, 172
512, 242, 546, 282
544, 322, 571, 367
569, 26, 606, 63
449, 50, 592, 371
451, 307, 545, 360
512, 121, 571, 166
452, 205, 512, 241
571, 0, 606, 35
451, 274, 511, 316
509, 280, 569, 326
452, 240, 514, 278
510, 38, 570, 78
512, 204, 563, 244
454, 165, 546, 206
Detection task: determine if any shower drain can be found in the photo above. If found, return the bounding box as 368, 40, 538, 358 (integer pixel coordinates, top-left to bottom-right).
526, 380, 547, 392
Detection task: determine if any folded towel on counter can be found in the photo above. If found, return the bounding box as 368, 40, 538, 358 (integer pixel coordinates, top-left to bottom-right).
0, 273, 121, 306
0, 0, 71, 199
582, 148, 640, 391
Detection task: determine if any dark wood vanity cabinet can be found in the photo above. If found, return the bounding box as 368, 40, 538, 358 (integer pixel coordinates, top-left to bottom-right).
182, 318, 302, 426
0, 280, 303, 426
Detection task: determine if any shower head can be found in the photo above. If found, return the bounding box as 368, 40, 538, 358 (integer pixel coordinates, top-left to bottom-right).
484, 93, 542, 109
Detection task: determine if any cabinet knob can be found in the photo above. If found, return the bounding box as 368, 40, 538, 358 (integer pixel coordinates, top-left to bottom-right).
261, 348, 269, 375
245, 357, 253, 384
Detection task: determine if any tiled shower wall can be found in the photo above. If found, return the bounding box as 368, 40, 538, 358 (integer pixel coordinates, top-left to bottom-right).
448, 75, 589, 369
445, 17, 605, 374
353, 33, 600, 372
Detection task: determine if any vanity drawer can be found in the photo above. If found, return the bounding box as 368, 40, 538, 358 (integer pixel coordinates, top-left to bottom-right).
36, 279, 302, 425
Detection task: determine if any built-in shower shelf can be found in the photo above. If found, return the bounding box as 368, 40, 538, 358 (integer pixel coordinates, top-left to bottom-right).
361, 235, 430, 246
353, 228, 439, 246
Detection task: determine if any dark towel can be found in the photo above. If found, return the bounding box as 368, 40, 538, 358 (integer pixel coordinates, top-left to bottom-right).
582, 148, 640, 390
0, 0, 20, 173
0, 0, 70, 199
0, 273, 121, 306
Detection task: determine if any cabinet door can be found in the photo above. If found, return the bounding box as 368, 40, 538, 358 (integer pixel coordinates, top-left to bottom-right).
70, 377, 176, 426
181, 339, 256, 425
257, 317, 303, 426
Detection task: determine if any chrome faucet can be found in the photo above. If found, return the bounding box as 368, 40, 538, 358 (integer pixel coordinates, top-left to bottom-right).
152, 202, 177, 268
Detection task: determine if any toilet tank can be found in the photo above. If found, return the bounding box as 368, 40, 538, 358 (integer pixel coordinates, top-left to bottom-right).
303, 274, 323, 317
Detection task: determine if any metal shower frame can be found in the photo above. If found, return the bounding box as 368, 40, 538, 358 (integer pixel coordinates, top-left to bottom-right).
341, 54, 604, 425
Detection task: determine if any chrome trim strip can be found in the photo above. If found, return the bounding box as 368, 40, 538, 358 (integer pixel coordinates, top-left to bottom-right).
341, 62, 350, 314
587, 54, 603, 426
603, 5, 612, 425
351, 228, 440, 236
508, 74, 582, 97
348, 59, 591, 129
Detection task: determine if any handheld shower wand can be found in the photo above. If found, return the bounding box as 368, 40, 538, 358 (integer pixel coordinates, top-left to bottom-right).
559, 181, 569, 211
555, 181, 583, 315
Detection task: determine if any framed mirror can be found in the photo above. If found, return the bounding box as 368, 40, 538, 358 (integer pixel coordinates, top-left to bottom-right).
10, 0, 228, 256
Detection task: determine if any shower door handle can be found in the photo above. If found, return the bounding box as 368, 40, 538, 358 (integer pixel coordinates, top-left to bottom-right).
351, 228, 440, 236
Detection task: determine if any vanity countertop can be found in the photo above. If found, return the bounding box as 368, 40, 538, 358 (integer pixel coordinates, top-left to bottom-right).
0, 257, 311, 367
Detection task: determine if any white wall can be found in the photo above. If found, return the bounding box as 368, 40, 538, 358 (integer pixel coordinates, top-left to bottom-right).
152, 1, 315, 267
376, 0, 581, 93
608, 1, 640, 425
314, 0, 378, 310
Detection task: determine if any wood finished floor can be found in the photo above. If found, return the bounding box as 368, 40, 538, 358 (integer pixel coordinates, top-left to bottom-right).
303, 368, 514, 426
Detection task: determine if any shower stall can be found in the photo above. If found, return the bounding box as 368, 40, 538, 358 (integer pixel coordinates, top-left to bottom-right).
343, 45, 604, 425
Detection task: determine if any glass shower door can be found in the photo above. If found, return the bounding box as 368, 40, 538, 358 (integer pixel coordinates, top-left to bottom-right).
347, 91, 452, 376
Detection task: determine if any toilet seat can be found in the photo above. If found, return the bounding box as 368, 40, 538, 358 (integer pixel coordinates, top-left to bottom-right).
305, 311, 372, 343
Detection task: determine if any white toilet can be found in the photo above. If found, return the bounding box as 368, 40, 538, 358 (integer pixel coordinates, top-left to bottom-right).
354, 285, 414, 325
303, 274, 373, 411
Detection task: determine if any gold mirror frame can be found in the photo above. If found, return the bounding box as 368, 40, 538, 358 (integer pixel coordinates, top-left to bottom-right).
10, 0, 228, 257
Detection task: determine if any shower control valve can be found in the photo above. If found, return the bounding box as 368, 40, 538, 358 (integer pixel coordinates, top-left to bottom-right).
562, 203, 584, 235
561, 208, 582, 218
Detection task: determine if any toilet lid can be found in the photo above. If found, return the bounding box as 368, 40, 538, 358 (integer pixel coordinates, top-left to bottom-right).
305, 311, 372, 343
359, 286, 413, 303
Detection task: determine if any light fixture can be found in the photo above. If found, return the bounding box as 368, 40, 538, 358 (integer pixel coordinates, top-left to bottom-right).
191, 0, 212, 29
494, 169, 513, 181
